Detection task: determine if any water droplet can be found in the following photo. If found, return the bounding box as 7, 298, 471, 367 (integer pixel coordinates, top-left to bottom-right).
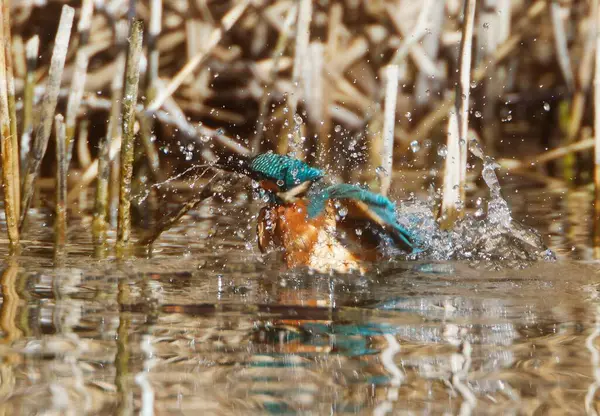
483, 22, 490, 29
334, 125, 342, 133
405, 112, 412, 120
355, 228, 363, 236
474, 111, 482, 118
294, 114, 303, 125
437, 145, 448, 157
543, 102, 550, 111
276, 179, 284, 187
338, 206, 348, 217
470, 81, 477, 88
216, 128, 224, 135
410, 140, 420, 152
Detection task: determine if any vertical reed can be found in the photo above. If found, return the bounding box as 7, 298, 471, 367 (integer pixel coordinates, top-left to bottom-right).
146, 0, 161, 100
20, 35, 38, 171
3, 0, 19, 216
564, 0, 598, 182
440, 0, 476, 229
77, 0, 94, 46
137, 0, 163, 182
281, 0, 312, 157
593, 0, 600, 259
54, 115, 67, 253
117, 20, 144, 251
94, 54, 125, 242
0, 0, 18, 247
65, 51, 88, 165
252, 5, 297, 155
380, 65, 399, 197
550, 0, 574, 92
20, 5, 74, 228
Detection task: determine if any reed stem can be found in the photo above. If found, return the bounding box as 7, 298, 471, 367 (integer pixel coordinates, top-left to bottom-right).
0, 0, 18, 247
20, 5, 74, 229
252, 5, 297, 155
20, 35, 38, 172
380, 64, 399, 197
440, 0, 476, 229
3, 0, 19, 217
564, 0, 599, 183
117, 20, 144, 251
93, 53, 125, 243
593, 0, 600, 259
54, 114, 67, 253
65, 50, 88, 166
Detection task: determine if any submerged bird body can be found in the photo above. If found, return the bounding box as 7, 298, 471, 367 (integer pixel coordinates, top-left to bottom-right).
219, 152, 417, 273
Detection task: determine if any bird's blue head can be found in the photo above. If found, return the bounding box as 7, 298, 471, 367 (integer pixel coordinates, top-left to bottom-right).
250, 152, 324, 192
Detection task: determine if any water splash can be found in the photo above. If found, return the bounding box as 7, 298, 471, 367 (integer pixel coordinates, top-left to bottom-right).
395, 141, 555, 270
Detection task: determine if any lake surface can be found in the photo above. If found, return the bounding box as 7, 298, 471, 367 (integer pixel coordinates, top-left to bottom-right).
0, 179, 599, 415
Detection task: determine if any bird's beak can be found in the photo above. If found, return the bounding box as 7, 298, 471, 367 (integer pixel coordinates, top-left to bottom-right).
276, 181, 313, 203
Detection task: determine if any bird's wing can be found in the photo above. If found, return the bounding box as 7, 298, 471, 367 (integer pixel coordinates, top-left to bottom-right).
308, 184, 416, 252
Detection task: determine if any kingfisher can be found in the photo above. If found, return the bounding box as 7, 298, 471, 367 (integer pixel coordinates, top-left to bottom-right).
217, 152, 418, 273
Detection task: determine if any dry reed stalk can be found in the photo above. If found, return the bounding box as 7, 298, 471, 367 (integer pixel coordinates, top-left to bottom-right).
252, 4, 297, 154
93, 53, 125, 242
146, 0, 161, 99
3, 0, 19, 217
145, 1, 249, 114
379, 65, 399, 197
281, 0, 311, 157
20, 5, 74, 228
440, 0, 476, 229
77, 118, 92, 169
550, 1, 574, 92
78, 0, 94, 46
0, 0, 18, 247
415, 1, 445, 106
479, 0, 511, 152
564, 0, 599, 182
11, 35, 24, 79
20, 35, 38, 170
63, 0, 93, 166
308, 42, 326, 166
594, 1, 600, 259
117, 20, 143, 250
54, 114, 67, 252
411, 0, 547, 144
65, 50, 88, 165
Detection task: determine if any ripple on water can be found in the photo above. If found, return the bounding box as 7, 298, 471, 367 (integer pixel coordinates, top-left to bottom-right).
0, 184, 598, 414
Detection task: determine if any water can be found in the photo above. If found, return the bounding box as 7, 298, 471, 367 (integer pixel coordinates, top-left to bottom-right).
0, 179, 599, 415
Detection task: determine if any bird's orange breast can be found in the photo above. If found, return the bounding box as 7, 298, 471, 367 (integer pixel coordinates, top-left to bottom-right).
256, 200, 370, 273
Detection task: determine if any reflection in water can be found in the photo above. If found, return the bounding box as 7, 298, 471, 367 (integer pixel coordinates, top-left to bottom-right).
0, 185, 597, 413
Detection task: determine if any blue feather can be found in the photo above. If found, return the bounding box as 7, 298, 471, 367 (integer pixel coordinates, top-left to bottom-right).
307, 184, 416, 251
250, 153, 324, 191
